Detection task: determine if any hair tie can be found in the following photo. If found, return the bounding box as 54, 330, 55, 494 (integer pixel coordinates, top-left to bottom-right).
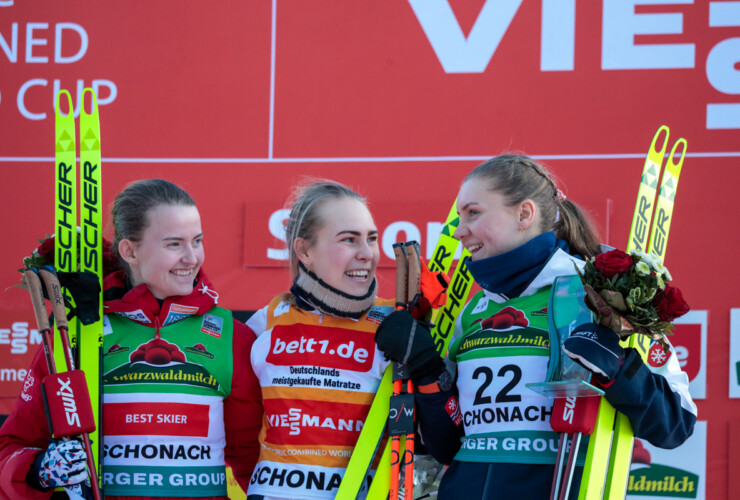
555, 189, 566, 203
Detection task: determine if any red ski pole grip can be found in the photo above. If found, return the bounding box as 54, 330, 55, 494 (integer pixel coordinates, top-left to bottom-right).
42, 370, 97, 437
550, 395, 601, 435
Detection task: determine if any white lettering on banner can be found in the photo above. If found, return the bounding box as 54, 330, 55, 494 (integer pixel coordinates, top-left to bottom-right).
267, 209, 290, 260
675, 345, 689, 368
707, 2, 740, 129
1, 368, 28, 382
408, 0, 523, 73
17, 79, 117, 120
0, 0, 14, 7
381, 221, 421, 259
409, 0, 739, 130
0, 22, 87, 63
0, 322, 41, 354
55, 23, 88, 63
266, 210, 460, 262
541, 0, 575, 71
25, 23, 47, 63
409, 0, 695, 73
0, 22, 17, 61
602, 0, 695, 70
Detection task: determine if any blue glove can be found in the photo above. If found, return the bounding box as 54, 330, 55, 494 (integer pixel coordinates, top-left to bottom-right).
32, 438, 89, 489
563, 322, 625, 384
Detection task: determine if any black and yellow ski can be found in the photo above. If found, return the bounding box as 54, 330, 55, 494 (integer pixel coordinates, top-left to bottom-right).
53, 89, 104, 491
580, 125, 686, 499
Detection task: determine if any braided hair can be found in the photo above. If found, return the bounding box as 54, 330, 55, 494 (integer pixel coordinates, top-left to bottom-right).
464, 154, 601, 258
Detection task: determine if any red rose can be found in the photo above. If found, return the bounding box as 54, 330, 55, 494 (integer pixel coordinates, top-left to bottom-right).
653, 285, 690, 322
594, 249, 633, 278
37, 236, 56, 262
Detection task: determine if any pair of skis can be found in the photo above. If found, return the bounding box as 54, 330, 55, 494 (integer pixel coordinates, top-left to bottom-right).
576, 125, 686, 499
337, 212, 473, 500
53, 89, 104, 497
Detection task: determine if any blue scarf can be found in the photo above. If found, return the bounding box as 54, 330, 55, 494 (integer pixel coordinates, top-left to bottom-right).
467, 232, 570, 298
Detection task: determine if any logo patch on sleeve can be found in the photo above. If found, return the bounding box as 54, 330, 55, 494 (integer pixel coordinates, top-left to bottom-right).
201, 313, 224, 338
647, 342, 669, 368
116, 309, 151, 324
366, 305, 394, 325
445, 396, 463, 426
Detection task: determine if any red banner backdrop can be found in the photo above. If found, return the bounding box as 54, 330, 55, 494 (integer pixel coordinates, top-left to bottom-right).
2, 1, 738, 497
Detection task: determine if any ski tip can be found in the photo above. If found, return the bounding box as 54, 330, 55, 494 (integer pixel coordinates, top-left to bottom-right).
55, 90, 73, 118
82, 88, 99, 117
650, 125, 670, 156
668, 138, 688, 169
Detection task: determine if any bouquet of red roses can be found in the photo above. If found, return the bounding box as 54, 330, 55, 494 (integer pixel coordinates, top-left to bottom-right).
17, 232, 119, 288
576, 248, 689, 349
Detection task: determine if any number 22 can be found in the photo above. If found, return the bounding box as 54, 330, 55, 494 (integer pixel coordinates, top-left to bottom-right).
472, 364, 522, 405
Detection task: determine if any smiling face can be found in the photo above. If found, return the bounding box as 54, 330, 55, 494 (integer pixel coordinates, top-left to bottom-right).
454, 179, 538, 261
295, 198, 380, 296
119, 204, 204, 299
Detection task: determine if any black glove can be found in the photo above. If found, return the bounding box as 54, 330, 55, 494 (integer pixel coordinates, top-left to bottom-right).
563, 322, 625, 384
375, 309, 445, 383
56, 271, 101, 325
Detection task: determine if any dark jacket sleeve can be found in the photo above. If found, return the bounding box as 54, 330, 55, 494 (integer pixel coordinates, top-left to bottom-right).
604, 347, 697, 449
0, 346, 54, 500
414, 383, 465, 465
223, 320, 263, 493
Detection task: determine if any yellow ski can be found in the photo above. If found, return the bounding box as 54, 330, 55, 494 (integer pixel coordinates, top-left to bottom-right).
53, 90, 78, 373
579, 125, 687, 499
339, 200, 474, 499
603, 133, 687, 499
79, 88, 103, 484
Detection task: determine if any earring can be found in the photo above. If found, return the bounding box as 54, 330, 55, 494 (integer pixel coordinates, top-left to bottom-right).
518, 225, 525, 233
